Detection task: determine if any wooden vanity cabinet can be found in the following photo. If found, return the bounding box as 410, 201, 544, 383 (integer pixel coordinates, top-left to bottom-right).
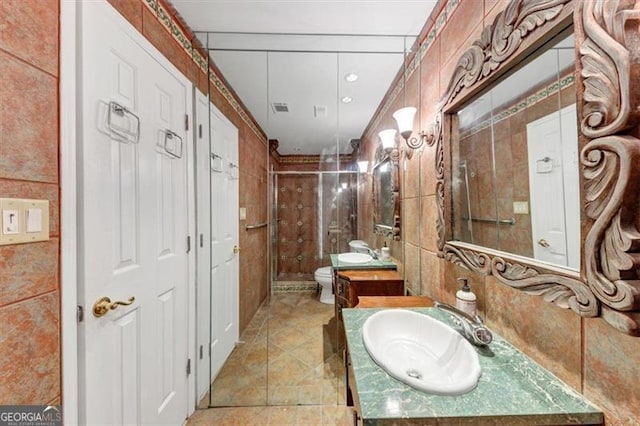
333, 269, 404, 331
336, 269, 404, 307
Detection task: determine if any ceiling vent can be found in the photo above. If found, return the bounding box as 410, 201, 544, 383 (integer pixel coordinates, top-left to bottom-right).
271, 102, 290, 114
314, 105, 328, 118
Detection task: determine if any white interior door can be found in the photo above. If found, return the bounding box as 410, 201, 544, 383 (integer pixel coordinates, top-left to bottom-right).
209, 106, 240, 379
78, 2, 191, 424
526, 103, 580, 269
195, 91, 211, 400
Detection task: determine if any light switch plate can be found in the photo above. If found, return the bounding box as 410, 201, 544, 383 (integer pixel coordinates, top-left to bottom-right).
0, 198, 49, 246
513, 201, 529, 215
21, 199, 49, 243
239, 207, 246, 221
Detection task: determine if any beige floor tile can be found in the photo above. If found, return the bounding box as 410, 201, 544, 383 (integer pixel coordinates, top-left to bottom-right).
267, 406, 299, 425
322, 405, 353, 425
188, 291, 350, 422
296, 406, 323, 426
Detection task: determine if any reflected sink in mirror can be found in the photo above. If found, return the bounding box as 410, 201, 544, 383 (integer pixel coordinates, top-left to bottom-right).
337, 252, 373, 264
362, 309, 481, 396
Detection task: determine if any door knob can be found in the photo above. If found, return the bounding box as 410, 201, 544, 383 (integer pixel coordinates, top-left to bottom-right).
93, 296, 135, 317
537, 238, 550, 248
233, 245, 240, 254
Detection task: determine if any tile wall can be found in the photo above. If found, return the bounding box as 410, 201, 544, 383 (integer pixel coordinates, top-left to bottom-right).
0, 0, 61, 405
358, 0, 640, 423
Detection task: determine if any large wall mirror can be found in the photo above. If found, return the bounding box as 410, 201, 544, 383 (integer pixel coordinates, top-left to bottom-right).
451, 31, 579, 271
372, 145, 400, 239
432, 0, 640, 336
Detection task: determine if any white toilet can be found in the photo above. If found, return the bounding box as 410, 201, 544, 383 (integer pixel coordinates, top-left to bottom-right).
314, 266, 334, 304
314, 240, 369, 305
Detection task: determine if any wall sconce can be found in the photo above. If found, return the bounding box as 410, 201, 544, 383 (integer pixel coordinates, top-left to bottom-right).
378, 129, 397, 152
357, 160, 369, 174
392, 106, 431, 159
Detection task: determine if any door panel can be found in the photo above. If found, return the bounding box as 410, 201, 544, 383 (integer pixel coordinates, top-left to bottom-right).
79, 3, 190, 424
209, 108, 239, 382
526, 104, 579, 269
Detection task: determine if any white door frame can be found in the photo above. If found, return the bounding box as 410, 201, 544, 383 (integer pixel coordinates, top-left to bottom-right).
60, 1, 197, 423
60, 1, 79, 423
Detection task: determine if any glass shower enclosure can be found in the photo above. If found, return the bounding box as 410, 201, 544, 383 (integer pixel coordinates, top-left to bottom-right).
270, 171, 358, 290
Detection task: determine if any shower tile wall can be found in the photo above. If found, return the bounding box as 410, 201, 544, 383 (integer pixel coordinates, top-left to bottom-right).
275, 173, 356, 282
277, 175, 320, 281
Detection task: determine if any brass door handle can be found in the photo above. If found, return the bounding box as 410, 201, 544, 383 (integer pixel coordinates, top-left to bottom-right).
233, 245, 240, 254
93, 296, 135, 317
537, 238, 550, 248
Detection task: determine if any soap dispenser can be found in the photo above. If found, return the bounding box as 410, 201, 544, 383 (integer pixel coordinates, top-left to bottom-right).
455, 278, 477, 317
381, 242, 390, 260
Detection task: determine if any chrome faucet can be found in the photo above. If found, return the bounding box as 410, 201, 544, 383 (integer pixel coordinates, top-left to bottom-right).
434, 301, 493, 346
364, 246, 379, 259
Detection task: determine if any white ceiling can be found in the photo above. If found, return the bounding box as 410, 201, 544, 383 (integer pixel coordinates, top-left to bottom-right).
171, 0, 438, 155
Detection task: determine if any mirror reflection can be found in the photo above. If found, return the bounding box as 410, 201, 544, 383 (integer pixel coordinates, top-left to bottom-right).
195, 35, 405, 409
373, 159, 393, 228
452, 32, 579, 270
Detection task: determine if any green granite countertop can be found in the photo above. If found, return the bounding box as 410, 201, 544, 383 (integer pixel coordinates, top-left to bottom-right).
343, 308, 603, 425
330, 254, 396, 270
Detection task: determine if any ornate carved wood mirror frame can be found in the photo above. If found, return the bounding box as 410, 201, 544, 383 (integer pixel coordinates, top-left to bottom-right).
372, 145, 401, 240
431, 0, 640, 335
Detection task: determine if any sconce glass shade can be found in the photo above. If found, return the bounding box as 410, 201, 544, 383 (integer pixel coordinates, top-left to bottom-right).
378, 129, 397, 151
357, 160, 369, 173
392, 106, 417, 140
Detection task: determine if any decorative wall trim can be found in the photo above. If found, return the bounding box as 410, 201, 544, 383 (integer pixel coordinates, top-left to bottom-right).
142, 0, 267, 142
275, 154, 353, 165
443, 244, 492, 275
577, 0, 640, 334
272, 282, 318, 293
458, 73, 575, 139
440, 0, 572, 109
490, 257, 599, 317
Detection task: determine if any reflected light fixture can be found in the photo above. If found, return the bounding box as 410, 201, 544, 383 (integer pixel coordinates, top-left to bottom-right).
378, 129, 397, 152
357, 160, 369, 173
341, 96, 353, 104
341, 182, 348, 189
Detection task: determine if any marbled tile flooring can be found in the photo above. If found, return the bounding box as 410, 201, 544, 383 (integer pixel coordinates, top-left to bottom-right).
190, 292, 351, 425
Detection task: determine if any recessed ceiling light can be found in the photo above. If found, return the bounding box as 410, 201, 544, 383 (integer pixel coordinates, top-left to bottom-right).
344, 73, 359, 82
341, 96, 353, 104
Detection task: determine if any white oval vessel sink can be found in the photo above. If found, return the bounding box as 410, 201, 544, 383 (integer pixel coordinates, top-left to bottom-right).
362, 309, 481, 395
337, 252, 372, 264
